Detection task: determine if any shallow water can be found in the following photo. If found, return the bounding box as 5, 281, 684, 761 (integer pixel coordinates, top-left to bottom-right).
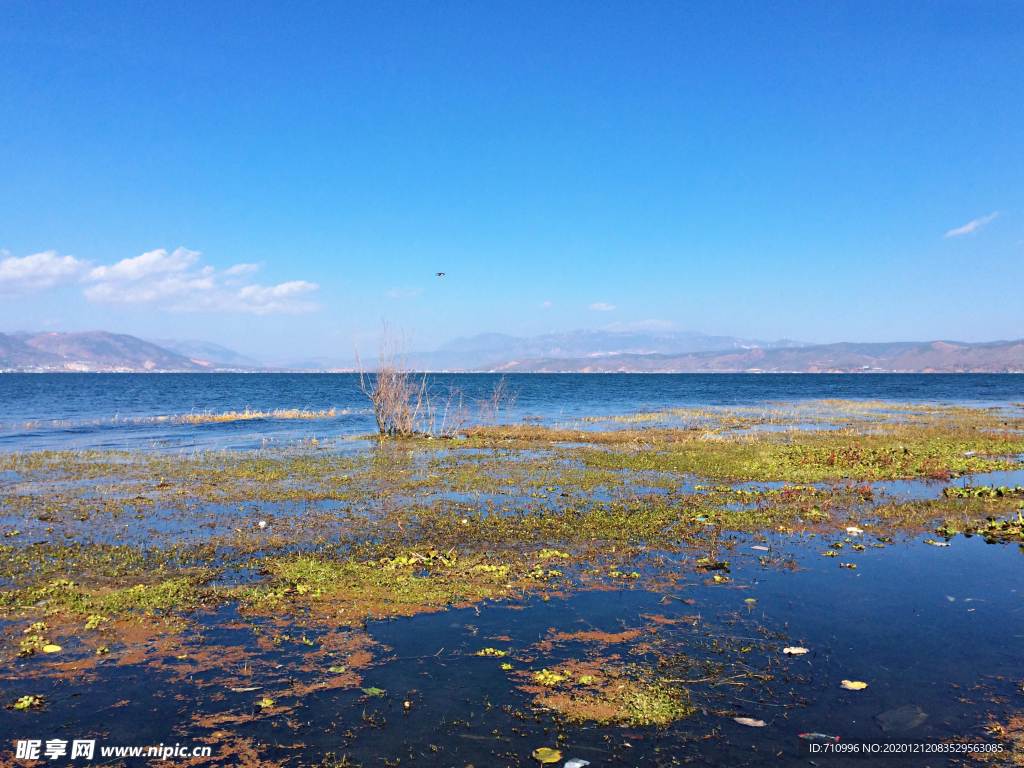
3, 376, 1023, 765
2, 534, 1019, 765
2, 372, 1023, 451
873, 467, 1024, 501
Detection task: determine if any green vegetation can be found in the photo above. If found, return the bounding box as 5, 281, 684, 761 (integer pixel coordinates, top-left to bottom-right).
2, 575, 204, 616
3, 398, 1023, 762
2, 399, 1022, 667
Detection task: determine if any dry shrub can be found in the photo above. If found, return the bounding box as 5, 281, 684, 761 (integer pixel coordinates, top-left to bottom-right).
357, 321, 423, 437
356, 320, 470, 438
476, 375, 518, 426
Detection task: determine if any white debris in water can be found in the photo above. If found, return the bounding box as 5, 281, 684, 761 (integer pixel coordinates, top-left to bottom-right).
258, 520, 267, 529
846, 526, 864, 535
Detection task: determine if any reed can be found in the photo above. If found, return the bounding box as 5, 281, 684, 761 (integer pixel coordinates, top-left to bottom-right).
171, 407, 337, 425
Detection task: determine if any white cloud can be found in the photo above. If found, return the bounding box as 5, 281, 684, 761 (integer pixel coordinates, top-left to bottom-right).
945, 212, 998, 238
87, 247, 199, 282
0, 251, 90, 297
169, 279, 320, 315
224, 262, 262, 276
84, 271, 216, 306
589, 302, 618, 311
386, 287, 423, 299
77, 247, 319, 314
540, 301, 552, 308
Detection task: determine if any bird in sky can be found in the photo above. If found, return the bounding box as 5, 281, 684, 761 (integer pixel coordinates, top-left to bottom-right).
436, 272, 445, 277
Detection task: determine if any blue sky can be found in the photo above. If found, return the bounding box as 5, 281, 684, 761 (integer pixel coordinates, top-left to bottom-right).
1, 1, 1021, 360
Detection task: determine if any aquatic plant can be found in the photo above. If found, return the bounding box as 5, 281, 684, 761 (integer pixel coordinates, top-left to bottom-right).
2, 397, 1023, 753
10, 695, 45, 711
171, 407, 338, 425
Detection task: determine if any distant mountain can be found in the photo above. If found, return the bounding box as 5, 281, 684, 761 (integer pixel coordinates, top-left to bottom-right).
486, 340, 1024, 373
0, 331, 215, 372
258, 354, 356, 371
415, 330, 807, 370
149, 338, 263, 368
0, 333, 64, 369
6, 328, 1023, 373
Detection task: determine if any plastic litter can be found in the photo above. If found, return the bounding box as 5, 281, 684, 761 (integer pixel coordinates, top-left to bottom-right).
800, 733, 840, 742
783, 646, 809, 655
565, 761, 591, 768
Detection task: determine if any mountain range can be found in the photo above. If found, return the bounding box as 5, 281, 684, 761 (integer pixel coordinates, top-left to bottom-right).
488, 340, 1024, 373
413, 330, 806, 370
2, 329, 1024, 373
0, 331, 226, 372
148, 338, 264, 368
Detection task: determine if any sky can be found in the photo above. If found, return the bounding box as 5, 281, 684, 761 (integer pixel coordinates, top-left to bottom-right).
1, 0, 1022, 361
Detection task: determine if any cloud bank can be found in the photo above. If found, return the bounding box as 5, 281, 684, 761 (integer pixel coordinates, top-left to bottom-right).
589, 302, 617, 311
0, 250, 90, 296
0, 247, 318, 314
945, 212, 998, 238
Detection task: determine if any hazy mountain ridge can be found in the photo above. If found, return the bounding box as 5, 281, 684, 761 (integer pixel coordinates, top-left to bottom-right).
415, 330, 807, 370
0, 331, 226, 372
486, 340, 1024, 373
0, 333, 65, 368
149, 338, 264, 368
3, 329, 1023, 373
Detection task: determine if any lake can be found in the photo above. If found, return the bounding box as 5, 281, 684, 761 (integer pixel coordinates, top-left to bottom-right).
1, 372, 1022, 451
0, 375, 1022, 766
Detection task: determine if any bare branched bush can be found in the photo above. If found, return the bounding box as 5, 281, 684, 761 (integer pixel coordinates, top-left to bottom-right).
356, 320, 470, 439
356, 321, 425, 437
420, 381, 470, 438
476, 375, 519, 426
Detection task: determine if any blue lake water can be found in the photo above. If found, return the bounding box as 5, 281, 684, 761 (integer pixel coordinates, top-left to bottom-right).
3, 533, 1020, 766
1, 373, 1022, 451
2, 374, 1023, 763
